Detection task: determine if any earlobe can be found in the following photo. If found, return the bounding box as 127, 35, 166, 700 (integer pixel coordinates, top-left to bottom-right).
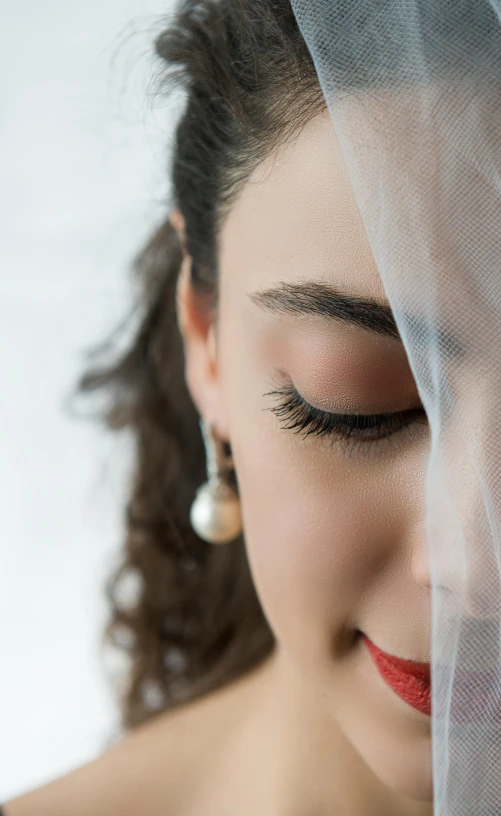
205, 321, 231, 443
175, 255, 227, 438
175, 255, 192, 337
207, 321, 218, 379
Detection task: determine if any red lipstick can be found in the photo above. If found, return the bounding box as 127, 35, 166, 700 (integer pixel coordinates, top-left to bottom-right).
362, 634, 431, 717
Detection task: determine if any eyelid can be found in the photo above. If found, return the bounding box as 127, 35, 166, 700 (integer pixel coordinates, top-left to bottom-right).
266, 368, 423, 417
262, 371, 427, 449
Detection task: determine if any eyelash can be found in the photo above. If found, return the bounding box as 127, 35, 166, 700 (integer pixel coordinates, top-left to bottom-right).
263, 379, 426, 451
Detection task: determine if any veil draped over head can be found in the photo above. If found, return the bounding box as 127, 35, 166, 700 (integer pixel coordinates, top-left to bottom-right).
289, 1, 501, 813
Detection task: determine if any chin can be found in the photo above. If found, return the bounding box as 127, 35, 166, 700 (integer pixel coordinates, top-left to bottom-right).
362, 728, 434, 802
326, 633, 434, 804
332, 693, 434, 802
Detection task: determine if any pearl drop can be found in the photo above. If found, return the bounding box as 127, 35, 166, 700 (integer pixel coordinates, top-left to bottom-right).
189, 482, 242, 544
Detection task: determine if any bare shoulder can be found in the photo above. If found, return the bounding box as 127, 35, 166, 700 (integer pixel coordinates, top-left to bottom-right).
2, 668, 262, 816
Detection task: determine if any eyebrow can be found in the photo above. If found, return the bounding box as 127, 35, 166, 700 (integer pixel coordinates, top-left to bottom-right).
248, 281, 400, 340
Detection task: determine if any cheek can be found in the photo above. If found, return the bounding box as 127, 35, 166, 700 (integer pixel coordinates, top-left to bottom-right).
218, 286, 427, 672
225, 371, 417, 663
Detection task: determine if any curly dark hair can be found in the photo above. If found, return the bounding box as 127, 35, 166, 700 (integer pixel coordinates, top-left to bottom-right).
71, 0, 500, 736
73, 0, 325, 733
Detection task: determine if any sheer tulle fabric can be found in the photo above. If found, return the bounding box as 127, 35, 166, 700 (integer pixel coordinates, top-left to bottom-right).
290, 1, 501, 813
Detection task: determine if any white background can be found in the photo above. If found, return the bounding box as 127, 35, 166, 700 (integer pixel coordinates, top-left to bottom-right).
0, 0, 180, 801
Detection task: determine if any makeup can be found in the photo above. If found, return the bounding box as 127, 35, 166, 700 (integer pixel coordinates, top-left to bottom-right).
362, 634, 431, 717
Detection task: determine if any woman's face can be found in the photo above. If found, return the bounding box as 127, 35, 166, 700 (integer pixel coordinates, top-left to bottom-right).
181, 109, 433, 802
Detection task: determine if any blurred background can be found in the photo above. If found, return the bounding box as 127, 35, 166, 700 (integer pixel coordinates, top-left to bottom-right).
0, 0, 180, 800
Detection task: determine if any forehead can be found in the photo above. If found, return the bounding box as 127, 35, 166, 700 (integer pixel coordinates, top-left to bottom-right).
218, 108, 386, 303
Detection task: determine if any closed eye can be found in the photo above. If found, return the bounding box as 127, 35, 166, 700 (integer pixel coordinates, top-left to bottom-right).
263, 378, 427, 451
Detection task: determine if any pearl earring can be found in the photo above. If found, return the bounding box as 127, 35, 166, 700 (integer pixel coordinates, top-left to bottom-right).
189, 419, 242, 545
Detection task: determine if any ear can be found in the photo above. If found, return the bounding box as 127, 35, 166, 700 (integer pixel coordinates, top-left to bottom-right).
171, 211, 229, 442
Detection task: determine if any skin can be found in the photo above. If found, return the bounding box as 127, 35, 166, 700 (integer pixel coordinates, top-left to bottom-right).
4, 108, 434, 816
175, 108, 434, 814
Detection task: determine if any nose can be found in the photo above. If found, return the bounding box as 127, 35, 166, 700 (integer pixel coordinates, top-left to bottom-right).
411, 471, 501, 620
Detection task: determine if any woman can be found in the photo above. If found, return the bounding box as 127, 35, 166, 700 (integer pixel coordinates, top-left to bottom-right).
5, 0, 496, 813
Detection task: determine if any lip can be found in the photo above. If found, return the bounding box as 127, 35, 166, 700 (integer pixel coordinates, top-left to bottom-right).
361, 633, 431, 717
